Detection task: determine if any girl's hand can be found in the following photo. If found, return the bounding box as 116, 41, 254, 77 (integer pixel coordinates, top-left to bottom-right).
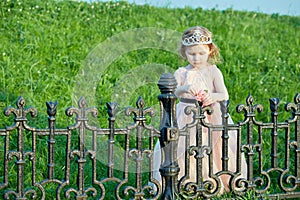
202, 93, 216, 106
196, 90, 214, 106
185, 84, 198, 96
175, 84, 199, 97
195, 89, 207, 102
202, 93, 212, 106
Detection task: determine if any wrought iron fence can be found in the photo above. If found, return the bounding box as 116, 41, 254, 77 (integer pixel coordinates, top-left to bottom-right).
0, 73, 299, 199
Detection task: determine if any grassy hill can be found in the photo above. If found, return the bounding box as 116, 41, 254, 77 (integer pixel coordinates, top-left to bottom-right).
0, 0, 299, 125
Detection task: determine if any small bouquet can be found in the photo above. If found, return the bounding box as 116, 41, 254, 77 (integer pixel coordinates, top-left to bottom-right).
195, 89, 214, 107
195, 89, 207, 102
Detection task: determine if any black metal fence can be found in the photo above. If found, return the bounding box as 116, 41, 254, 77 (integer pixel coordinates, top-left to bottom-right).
0, 73, 300, 199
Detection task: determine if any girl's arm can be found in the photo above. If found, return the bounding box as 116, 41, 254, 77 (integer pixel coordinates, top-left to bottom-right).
203, 67, 229, 105
174, 85, 188, 97
174, 67, 198, 97
175, 84, 198, 97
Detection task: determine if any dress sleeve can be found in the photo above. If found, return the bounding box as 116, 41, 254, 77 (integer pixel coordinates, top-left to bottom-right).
211, 66, 229, 101
174, 67, 189, 97
174, 67, 185, 87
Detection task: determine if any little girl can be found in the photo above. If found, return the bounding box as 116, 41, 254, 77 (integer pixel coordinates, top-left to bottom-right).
152, 26, 247, 194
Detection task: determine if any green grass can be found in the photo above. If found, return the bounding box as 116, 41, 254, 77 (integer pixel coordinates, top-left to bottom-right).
0, 0, 299, 125
0, 0, 299, 199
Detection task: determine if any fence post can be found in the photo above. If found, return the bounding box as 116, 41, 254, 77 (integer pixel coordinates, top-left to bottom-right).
220, 100, 230, 172
157, 73, 179, 199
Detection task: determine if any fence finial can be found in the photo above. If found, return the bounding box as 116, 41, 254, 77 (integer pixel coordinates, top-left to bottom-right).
157, 73, 177, 94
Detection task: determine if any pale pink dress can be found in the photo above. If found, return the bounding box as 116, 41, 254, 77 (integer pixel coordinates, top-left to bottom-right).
152, 65, 247, 193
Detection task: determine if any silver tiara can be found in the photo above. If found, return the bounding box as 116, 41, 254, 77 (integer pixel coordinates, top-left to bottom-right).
182, 30, 212, 46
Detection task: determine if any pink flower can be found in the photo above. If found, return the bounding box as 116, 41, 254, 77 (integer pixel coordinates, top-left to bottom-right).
195, 89, 207, 102
195, 89, 214, 107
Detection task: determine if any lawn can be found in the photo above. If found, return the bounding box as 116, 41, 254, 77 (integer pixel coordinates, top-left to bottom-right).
0, 0, 299, 125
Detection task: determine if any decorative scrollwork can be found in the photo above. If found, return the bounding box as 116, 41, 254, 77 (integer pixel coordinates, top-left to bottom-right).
180, 176, 222, 199
4, 96, 38, 130
188, 145, 211, 159
279, 169, 297, 192
242, 144, 262, 156
252, 171, 271, 194
65, 97, 98, 130
4, 188, 37, 199
65, 187, 97, 199
7, 151, 34, 162
231, 174, 249, 195
181, 182, 199, 199
69, 149, 95, 160
4, 96, 38, 118
7, 151, 21, 160
236, 95, 263, 125
285, 93, 300, 122
128, 149, 152, 160
125, 97, 155, 117
69, 150, 80, 160
290, 140, 298, 149
202, 177, 222, 198
125, 97, 155, 129
184, 103, 213, 128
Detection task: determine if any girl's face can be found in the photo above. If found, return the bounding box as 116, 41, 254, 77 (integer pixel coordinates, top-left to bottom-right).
185, 44, 210, 68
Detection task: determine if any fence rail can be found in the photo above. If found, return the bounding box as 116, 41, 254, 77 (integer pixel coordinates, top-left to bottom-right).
0, 73, 300, 199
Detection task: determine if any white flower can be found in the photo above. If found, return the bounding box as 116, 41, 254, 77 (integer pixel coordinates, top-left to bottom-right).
2, 52, 6, 56
281, 77, 285, 80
